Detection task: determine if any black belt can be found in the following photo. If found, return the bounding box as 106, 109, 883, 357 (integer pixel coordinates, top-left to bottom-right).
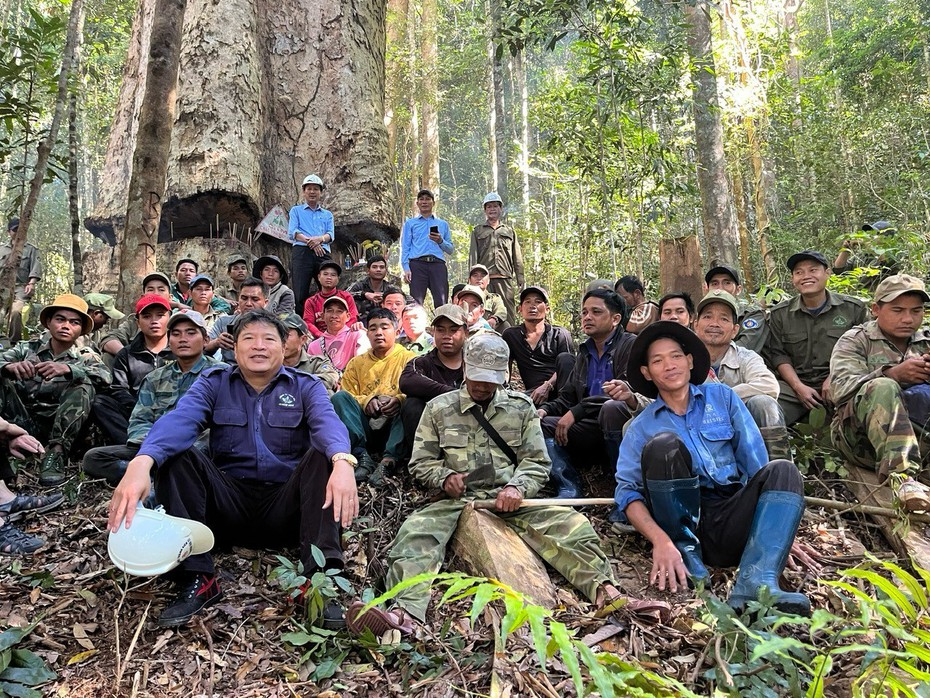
413, 255, 444, 263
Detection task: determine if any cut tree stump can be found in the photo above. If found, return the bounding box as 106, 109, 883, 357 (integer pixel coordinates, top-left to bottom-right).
845, 465, 930, 570
450, 507, 558, 608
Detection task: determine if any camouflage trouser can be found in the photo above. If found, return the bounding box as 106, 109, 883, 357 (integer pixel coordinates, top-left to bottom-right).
831, 377, 928, 478
384, 498, 614, 621
744, 395, 792, 462
0, 375, 94, 452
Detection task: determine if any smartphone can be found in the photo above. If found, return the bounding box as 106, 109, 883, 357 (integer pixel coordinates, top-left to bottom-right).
429, 225, 440, 239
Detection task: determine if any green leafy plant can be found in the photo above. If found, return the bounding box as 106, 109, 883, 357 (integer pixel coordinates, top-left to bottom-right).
0, 622, 57, 698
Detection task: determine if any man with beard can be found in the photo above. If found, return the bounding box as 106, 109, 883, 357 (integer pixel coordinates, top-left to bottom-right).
537, 289, 635, 497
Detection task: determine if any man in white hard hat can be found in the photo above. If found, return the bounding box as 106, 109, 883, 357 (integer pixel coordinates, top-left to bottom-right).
288, 174, 335, 314
468, 193, 524, 326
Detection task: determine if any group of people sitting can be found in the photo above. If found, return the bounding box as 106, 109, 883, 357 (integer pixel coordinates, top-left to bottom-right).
1, 200, 926, 640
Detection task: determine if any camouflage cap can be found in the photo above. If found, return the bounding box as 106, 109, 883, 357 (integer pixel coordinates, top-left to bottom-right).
874, 274, 930, 304
458, 284, 485, 303
463, 333, 509, 384
167, 309, 208, 332
431, 303, 468, 327
281, 312, 310, 335
696, 290, 739, 320
226, 252, 250, 269
84, 293, 126, 320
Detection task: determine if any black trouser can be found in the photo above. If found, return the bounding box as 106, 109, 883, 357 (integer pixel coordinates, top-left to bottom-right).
400, 397, 429, 463
155, 449, 341, 575
92, 394, 132, 445
82, 444, 139, 485
642, 432, 802, 567
291, 246, 332, 314
409, 257, 448, 306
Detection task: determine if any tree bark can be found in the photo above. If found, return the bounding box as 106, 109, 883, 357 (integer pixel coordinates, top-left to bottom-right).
0, 0, 84, 308
515, 49, 531, 218
69, 91, 84, 295
731, 154, 752, 289
418, 0, 439, 193
90, 0, 397, 260
116, 0, 187, 308
385, 0, 409, 222
683, 1, 738, 268
488, 0, 508, 201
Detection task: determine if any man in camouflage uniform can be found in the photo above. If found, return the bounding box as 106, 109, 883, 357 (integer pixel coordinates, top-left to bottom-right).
83, 311, 223, 485
0, 294, 110, 484
763, 250, 867, 425
829, 274, 930, 512
466, 264, 509, 331
703, 265, 768, 354
346, 333, 621, 635
82, 293, 126, 363
281, 313, 339, 395
468, 193, 524, 325
0, 218, 43, 344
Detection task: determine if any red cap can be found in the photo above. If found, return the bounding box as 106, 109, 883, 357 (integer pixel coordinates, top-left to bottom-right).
135, 294, 172, 315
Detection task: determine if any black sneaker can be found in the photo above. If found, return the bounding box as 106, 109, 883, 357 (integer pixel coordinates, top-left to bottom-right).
157, 573, 223, 628
39, 451, 66, 487
354, 451, 378, 484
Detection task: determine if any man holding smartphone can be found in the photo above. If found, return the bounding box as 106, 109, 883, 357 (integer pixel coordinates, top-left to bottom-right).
400, 189, 453, 306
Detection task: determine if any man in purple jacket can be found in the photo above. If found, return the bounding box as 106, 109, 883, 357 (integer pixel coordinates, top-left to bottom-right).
107, 309, 358, 629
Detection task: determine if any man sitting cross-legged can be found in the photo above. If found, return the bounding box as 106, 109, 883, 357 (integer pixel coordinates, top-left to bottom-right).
346, 333, 624, 636
398, 304, 468, 462
107, 309, 358, 629
0, 294, 110, 485
615, 321, 812, 615
829, 274, 930, 512
693, 290, 790, 461
331, 309, 415, 484
91, 294, 174, 447
83, 311, 223, 485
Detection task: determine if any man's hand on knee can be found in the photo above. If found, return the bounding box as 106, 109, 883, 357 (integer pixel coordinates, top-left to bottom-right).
324, 460, 358, 527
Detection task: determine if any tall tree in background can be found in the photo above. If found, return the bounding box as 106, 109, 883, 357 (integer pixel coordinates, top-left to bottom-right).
69, 91, 84, 294
116, 0, 186, 308
683, 1, 739, 267
419, 0, 440, 193
0, 0, 84, 308
488, 0, 508, 201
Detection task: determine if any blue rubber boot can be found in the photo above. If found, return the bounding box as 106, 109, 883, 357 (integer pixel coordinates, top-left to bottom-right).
645, 476, 709, 582
544, 438, 582, 498
728, 491, 811, 616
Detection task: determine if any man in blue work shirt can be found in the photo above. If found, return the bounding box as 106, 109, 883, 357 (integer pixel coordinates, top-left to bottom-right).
288, 174, 335, 313
615, 321, 811, 616
107, 309, 358, 629
400, 189, 453, 306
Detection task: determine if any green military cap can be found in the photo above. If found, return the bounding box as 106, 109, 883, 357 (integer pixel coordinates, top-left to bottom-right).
226, 252, 250, 270
696, 290, 739, 321
281, 312, 310, 335
84, 293, 126, 320
167, 309, 208, 332
458, 284, 485, 304
431, 303, 468, 327
874, 274, 930, 304
463, 333, 509, 384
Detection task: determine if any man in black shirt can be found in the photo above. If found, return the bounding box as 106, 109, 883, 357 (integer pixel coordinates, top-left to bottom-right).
502, 286, 574, 405
398, 304, 468, 459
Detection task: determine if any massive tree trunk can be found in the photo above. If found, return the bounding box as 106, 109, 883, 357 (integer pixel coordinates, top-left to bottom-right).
89, 0, 397, 269
487, 0, 508, 201
0, 0, 84, 307
385, 0, 409, 222
117, 0, 187, 308
683, 2, 738, 268
418, 0, 439, 193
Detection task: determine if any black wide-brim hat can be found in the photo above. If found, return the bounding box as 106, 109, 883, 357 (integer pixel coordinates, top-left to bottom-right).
253, 255, 288, 285
626, 321, 711, 399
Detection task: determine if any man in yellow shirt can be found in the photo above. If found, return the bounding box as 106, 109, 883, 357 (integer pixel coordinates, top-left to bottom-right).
332, 308, 415, 484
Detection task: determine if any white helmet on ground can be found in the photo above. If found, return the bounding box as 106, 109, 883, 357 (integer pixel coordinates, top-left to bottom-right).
108, 505, 215, 577
302, 174, 325, 190
482, 192, 503, 207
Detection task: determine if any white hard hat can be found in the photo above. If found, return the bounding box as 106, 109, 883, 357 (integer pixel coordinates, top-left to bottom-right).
302, 174, 325, 190
482, 192, 503, 206
108, 505, 215, 577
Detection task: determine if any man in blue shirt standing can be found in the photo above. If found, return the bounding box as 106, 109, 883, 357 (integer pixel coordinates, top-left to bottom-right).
107, 309, 359, 629
400, 189, 453, 306
288, 174, 335, 313
615, 321, 811, 615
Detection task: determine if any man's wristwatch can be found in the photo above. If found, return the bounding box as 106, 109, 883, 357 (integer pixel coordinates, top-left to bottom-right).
331, 452, 358, 466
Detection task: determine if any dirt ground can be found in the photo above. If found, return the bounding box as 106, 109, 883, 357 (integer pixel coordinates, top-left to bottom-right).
0, 458, 899, 697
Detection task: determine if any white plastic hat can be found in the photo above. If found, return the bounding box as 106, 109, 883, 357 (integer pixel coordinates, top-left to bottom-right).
302, 174, 325, 190
108, 505, 215, 577
482, 192, 503, 206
